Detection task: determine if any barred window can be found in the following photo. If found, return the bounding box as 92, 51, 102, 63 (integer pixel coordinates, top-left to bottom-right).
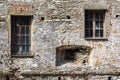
85, 10, 105, 38
11, 16, 32, 56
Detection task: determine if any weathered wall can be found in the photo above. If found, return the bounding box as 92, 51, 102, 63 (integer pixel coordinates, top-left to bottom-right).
1, 0, 120, 80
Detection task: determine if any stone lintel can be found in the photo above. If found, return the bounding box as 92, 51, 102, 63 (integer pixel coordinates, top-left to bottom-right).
84, 3, 108, 10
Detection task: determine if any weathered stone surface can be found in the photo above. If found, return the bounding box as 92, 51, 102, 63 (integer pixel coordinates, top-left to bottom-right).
0, 0, 120, 80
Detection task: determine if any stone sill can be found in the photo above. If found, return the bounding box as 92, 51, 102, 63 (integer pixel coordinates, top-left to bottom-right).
11, 55, 34, 58
85, 38, 108, 40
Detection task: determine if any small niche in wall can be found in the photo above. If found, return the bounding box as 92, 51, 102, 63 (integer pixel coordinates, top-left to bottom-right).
116, 15, 119, 18
66, 15, 70, 19
41, 17, 45, 20
39, 17, 45, 21
48, 15, 71, 20
82, 60, 86, 64
56, 45, 92, 66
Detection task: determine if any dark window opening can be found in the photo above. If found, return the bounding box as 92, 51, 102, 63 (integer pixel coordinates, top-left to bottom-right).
11, 15, 33, 56
6, 76, 9, 80
58, 77, 61, 80
64, 49, 76, 61
108, 76, 112, 80
56, 45, 92, 66
85, 10, 105, 38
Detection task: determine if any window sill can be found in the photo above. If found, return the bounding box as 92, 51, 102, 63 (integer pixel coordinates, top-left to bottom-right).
11, 54, 34, 58
85, 38, 108, 40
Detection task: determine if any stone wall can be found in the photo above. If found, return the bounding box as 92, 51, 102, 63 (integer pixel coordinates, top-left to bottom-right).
0, 0, 120, 80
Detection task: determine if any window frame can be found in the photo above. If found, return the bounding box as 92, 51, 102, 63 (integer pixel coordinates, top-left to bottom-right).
10, 15, 33, 58
85, 10, 107, 40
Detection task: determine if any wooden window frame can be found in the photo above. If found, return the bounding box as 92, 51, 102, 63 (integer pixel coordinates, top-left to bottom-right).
85, 10, 107, 40
11, 15, 33, 58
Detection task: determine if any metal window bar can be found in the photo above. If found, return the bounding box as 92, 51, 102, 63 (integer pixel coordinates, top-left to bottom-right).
85, 10, 104, 38
11, 16, 31, 55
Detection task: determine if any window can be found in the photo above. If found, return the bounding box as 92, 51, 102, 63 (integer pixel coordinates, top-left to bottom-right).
85, 10, 105, 38
108, 77, 112, 80
11, 16, 32, 56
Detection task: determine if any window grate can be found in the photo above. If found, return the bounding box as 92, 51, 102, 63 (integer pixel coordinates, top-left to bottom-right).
11, 16, 32, 55
85, 10, 105, 38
